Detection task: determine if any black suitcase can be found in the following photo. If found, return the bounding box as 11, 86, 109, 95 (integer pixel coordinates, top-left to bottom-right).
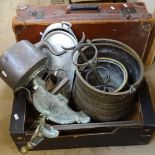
10, 80, 155, 151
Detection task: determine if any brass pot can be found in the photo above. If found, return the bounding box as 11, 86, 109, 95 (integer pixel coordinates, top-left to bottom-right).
0, 40, 48, 90
72, 39, 144, 121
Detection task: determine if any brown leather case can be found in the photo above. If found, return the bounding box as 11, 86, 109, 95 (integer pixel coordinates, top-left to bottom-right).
12, 3, 153, 61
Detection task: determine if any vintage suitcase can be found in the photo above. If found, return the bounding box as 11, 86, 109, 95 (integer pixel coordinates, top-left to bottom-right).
10, 2, 155, 152
10, 79, 155, 151
13, 2, 153, 62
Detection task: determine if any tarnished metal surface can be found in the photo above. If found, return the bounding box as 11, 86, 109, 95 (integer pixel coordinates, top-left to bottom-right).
71, 42, 109, 89
82, 57, 128, 92
0, 40, 48, 90
71, 43, 98, 67
72, 39, 144, 121
33, 77, 90, 124
20, 117, 59, 154
40, 22, 78, 98
71, 42, 128, 92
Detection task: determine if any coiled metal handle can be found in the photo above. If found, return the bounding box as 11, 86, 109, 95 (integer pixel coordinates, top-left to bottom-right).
72, 43, 98, 67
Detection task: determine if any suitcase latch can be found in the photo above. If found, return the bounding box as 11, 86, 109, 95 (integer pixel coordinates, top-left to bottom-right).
27, 10, 45, 19
121, 7, 137, 18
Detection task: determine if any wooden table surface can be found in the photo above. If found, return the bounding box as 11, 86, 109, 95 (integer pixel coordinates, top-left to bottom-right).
0, 0, 155, 155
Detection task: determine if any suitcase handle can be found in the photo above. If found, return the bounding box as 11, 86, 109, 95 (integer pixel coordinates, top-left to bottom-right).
67, 4, 100, 13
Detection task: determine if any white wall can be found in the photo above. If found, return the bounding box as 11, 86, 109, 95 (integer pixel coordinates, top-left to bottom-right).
127, 0, 155, 14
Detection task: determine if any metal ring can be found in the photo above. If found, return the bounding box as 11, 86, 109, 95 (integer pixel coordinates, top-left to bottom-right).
45, 63, 68, 77
85, 66, 110, 86
72, 43, 98, 67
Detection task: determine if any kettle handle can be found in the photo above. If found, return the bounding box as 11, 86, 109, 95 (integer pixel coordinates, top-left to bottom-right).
36, 41, 67, 56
